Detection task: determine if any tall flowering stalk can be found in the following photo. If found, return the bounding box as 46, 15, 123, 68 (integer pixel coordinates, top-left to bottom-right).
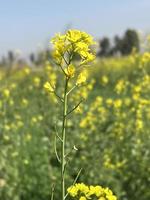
44, 29, 117, 200
44, 29, 95, 200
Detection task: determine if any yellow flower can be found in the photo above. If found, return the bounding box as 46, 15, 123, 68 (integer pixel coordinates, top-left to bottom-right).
132, 93, 140, 101
115, 79, 126, 94
99, 197, 106, 200
22, 98, 28, 106
44, 82, 54, 92
3, 89, 10, 98
141, 52, 150, 65
17, 121, 24, 128
68, 183, 117, 200
52, 50, 63, 64
66, 29, 82, 43
80, 197, 86, 200
75, 42, 89, 52
10, 83, 17, 89
80, 51, 95, 65
106, 98, 113, 107
76, 72, 87, 85
101, 75, 109, 85
48, 72, 57, 86
51, 29, 96, 65
135, 119, 143, 130
45, 62, 52, 71
113, 99, 122, 108
65, 64, 75, 78
38, 115, 43, 121
33, 77, 41, 87
89, 185, 103, 197
24, 67, 31, 75
26, 133, 32, 141
31, 117, 37, 124
133, 85, 141, 93
66, 29, 95, 45
124, 98, 131, 106
67, 183, 89, 197
67, 186, 78, 197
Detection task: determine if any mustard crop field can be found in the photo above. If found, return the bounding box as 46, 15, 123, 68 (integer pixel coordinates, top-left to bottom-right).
0, 46, 150, 200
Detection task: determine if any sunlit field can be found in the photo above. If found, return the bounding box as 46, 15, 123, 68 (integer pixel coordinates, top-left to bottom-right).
0, 50, 150, 200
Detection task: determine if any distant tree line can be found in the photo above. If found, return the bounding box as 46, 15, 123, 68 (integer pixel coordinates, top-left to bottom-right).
97, 29, 140, 57
0, 49, 52, 68
0, 29, 140, 67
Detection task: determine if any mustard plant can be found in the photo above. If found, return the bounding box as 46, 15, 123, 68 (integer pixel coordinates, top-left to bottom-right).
44, 29, 117, 200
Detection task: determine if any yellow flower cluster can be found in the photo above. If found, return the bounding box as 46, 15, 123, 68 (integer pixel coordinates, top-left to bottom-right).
101, 75, 109, 86
3, 88, 10, 98
103, 152, 127, 170
115, 79, 127, 94
80, 96, 108, 130
141, 52, 150, 65
51, 29, 95, 65
67, 183, 117, 200
64, 64, 75, 78
33, 77, 41, 87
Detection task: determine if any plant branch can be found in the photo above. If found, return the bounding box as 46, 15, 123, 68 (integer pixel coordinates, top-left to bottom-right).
60, 65, 67, 76
64, 145, 78, 158
66, 85, 77, 96
61, 77, 69, 200
50, 184, 55, 200
54, 135, 61, 163
67, 99, 83, 116
54, 124, 63, 142
62, 55, 69, 66
53, 90, 64, 103
64, 168, 82, 199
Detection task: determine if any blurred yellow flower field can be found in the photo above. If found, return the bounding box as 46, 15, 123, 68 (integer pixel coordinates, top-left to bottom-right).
0, 46, 150, 200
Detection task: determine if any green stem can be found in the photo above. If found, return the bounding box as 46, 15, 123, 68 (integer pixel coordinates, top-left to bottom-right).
61, 77, 69, 200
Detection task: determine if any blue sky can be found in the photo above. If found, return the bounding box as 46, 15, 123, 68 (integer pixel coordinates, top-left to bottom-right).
0, 0, 150, 57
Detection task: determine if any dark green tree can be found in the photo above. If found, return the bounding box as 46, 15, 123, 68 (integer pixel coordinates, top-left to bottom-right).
8, 51, 15, 66
120, 29, 140, 55
29, 53, 35, 64
98, 37, 110, 57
